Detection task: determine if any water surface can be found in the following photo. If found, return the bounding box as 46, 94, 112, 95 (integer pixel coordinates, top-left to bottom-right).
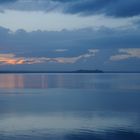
0, 73, 140, 140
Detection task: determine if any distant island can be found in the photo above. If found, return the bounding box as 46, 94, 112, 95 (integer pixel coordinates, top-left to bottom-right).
74, 70, 104, 73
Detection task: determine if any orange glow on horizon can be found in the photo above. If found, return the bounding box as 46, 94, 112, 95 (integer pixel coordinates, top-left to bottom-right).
0, 58, 25, 65
0, 54, 26, 65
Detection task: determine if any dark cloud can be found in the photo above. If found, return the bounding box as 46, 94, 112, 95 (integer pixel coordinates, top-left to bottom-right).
62, 0, 140, 17
0, 26, 140, 56
0, 0, 17, 4
0, 0, 140, 17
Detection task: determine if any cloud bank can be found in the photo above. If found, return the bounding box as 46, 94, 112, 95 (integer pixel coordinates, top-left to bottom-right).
0, 26, 140, 71
0, 49, 99, 65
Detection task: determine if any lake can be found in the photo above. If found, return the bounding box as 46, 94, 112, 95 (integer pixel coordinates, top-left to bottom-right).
0, 73, 140, 140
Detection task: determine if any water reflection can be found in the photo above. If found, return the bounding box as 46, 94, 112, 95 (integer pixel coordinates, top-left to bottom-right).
0, 112, 140, 140
0, 75, 24, 88
0, 73, 140, 90
0, 74, 48, 89
1, 112, 139, 132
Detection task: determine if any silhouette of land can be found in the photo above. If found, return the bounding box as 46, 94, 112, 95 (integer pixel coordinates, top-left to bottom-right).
0, 70, 103, 73
0, 70, 140, 74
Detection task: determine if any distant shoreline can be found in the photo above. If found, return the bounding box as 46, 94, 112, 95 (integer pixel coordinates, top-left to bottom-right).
0, 70, 103, 74
0, 70, 140, 74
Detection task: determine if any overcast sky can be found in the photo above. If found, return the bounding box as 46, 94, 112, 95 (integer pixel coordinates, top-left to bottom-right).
0, 0, 140, 71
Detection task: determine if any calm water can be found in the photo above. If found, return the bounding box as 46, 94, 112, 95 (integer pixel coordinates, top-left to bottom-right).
0, 73, 140, 140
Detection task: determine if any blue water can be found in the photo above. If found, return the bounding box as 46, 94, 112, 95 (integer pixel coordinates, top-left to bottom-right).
0, 73, 140, 140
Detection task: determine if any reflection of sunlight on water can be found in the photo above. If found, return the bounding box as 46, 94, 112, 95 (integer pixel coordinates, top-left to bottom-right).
0, 74, 49, 89
0, 75, 24, 88
0, 73, 140, 90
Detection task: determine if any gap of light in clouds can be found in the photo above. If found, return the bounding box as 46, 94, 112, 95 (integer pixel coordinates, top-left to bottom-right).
0, 10, 135, 32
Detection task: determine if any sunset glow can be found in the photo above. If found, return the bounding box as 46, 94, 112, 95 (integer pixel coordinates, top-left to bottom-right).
0, 50, 98, 65
0, 54, 26, 65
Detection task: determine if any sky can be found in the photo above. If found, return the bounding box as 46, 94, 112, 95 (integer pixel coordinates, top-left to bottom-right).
0, 0, 140, 71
